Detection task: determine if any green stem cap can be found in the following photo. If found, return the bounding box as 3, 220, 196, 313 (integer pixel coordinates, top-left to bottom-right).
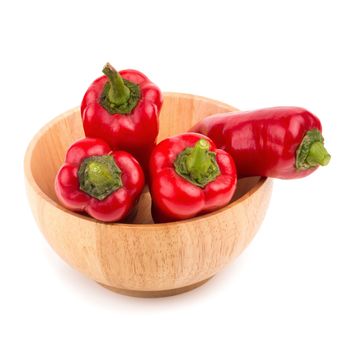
100, 63, 141, 115
78, 155, 122, 200
296, 129, 331, 170
174, 139, 220, 187
102, 63, 130, 106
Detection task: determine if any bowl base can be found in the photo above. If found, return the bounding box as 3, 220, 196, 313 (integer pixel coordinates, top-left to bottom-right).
98, 277, 213, 298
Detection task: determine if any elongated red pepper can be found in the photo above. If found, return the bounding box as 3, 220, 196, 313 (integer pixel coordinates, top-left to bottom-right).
81, 63, 163, 174
149, 133, 237, 223
55, 138, 144, 222
191, 107, 331, 179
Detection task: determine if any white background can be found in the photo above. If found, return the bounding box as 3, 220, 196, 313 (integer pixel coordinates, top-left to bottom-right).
1, 0, 349, 349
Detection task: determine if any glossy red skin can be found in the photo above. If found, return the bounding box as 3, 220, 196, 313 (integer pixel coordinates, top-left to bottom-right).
55, 138, 144, 222
191, 107, 322, 179
149, 133, 237, 223
81, 69, 163, 174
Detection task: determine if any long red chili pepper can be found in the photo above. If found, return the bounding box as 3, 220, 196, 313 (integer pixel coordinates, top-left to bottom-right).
81, 63, 163, 175
149, 132, 237, 223
55, 137, 144, 222
191, 107, 330, 179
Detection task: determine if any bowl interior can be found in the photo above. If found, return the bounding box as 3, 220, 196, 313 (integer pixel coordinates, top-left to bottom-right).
29, 93, 260, 224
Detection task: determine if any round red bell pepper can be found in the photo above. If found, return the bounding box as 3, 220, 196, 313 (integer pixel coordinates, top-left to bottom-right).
55, 137, 144, 222
191, 107, 331, 179
149, 133, 237, 223
81, 63, 163, 175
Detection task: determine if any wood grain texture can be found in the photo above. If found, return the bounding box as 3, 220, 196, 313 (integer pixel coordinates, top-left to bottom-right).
24, 93, 273, 297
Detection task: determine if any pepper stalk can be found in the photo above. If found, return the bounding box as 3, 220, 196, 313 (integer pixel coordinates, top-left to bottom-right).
174, 139, 220, 187
100, 62, 141, 115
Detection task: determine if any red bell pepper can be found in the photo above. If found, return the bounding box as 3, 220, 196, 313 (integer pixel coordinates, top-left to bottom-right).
81, 63, 163, 174
191, 107, 331, 179
149, 133, 237, 223
55, 137, 144, 222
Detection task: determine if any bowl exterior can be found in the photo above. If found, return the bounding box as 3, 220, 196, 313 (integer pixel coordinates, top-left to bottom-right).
26, 177, 272, 291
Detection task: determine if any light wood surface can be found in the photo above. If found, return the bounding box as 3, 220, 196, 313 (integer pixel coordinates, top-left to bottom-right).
24, 93, 273, 297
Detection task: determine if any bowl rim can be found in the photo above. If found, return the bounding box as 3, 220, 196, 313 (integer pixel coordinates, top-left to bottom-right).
24, 92, 268, 228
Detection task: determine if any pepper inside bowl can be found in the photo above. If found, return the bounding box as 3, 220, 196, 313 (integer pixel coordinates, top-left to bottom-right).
24, 93, 273, 297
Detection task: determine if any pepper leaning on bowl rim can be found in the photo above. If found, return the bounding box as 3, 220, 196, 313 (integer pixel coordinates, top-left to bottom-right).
191, 106, 331, 179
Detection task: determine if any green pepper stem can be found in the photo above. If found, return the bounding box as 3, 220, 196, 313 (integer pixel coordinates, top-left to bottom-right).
306, 141, 331, 166
102, 63, 130, 107
78, 155, 122, 200
185, 139, 212, 179
295, 129, 331, 170
174, 139, 220, 187
86, 161, 114, 187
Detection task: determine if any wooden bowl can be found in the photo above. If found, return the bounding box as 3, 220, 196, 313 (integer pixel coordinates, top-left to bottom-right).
25, 93, 273, 297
